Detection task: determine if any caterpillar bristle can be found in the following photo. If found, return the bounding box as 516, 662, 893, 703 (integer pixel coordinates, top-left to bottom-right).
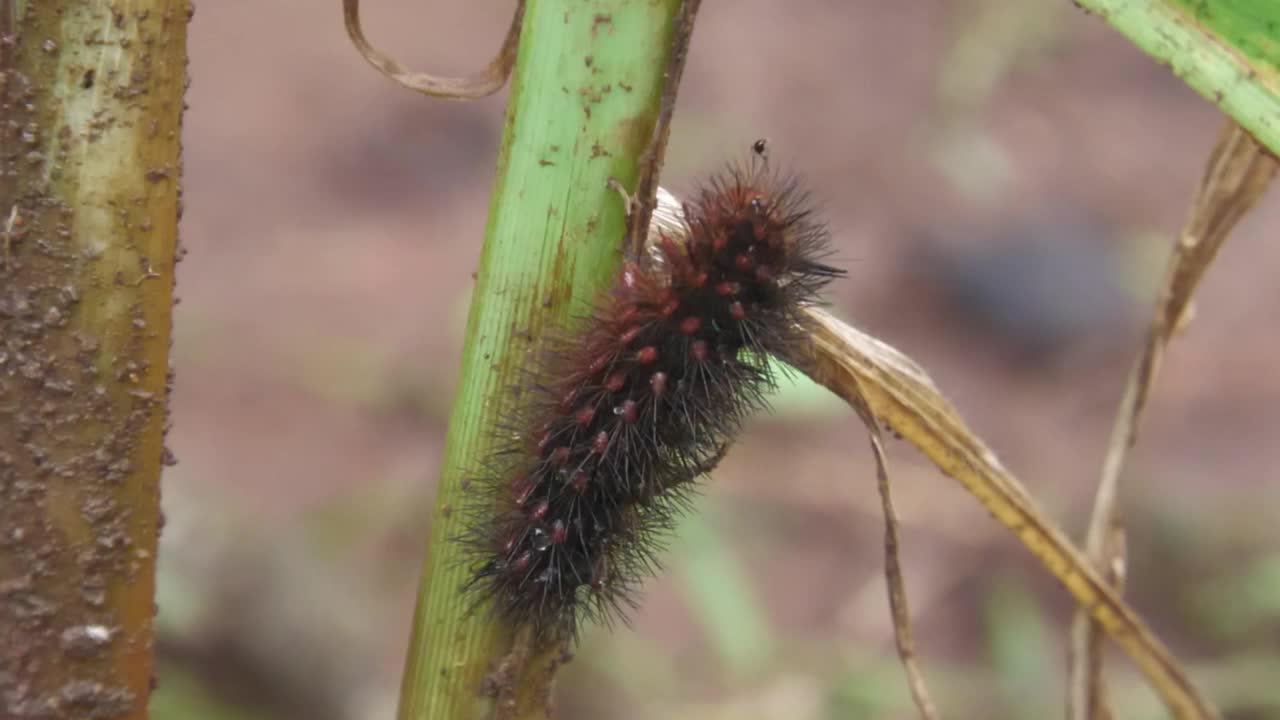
457, 143, 845, 640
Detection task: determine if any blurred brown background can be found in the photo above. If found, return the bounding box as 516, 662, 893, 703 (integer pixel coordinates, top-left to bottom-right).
156, 1, 1280, 718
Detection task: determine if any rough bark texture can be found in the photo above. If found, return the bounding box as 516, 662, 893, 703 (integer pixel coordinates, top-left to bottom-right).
0, 1, 188, 718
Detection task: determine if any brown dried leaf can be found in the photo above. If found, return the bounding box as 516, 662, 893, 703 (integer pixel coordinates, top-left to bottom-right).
786, 306, 1219, 720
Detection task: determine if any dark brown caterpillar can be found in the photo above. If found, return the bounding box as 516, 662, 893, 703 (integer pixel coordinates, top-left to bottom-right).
460, 143, 843, 639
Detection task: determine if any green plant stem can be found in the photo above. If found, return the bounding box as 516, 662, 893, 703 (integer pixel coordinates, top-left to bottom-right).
396, 2, 687, 718
0, 2, 188, 719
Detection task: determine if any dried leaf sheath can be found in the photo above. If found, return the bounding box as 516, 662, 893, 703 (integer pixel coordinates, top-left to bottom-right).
790, 307, 1219, 720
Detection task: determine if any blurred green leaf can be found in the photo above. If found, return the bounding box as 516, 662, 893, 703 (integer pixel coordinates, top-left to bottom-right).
983, 575, 1053, 717
1191, 554, 1280, 640
152, 666, 275, 720
827, 662, 913, 719
153, 563, 202, 638
674, 500, 776, 678
768, 356, 849, 419
572, 630, 682, 703
1076, 0, 1280, 156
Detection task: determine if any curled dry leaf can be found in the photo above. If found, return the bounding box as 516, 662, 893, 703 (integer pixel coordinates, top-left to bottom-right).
784, 306, 1220, 720
343, 0, 524, 100
624, 0, 703, 258
1068, 120, 1277, 720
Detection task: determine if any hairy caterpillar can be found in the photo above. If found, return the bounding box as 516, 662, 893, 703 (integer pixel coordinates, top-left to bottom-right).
460, 142, 843, 639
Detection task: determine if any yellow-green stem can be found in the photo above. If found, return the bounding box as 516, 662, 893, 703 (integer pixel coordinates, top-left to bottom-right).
0, 2, 188, 719
396, 2, 686, 718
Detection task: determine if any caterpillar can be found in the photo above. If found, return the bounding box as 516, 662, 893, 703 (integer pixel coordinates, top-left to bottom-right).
460, 141, 843, 639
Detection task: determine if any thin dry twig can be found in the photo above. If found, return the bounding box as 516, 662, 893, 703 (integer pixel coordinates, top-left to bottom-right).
625, 0, 701, 257
788, 306, 1220, 720
343, 0, 525, 100
1067, 120, 1277, 720
1080, 525, 1126, 720
850, 391, 940, 719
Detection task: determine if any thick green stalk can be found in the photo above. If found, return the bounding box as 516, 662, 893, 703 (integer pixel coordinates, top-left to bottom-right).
397, 2, 685, 718
0, 2, 188, 719
1074, 0, 1280, 155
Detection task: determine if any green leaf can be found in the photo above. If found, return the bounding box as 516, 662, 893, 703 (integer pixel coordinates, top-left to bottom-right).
767, 356, 849, 419
1075, 0, 1280, 155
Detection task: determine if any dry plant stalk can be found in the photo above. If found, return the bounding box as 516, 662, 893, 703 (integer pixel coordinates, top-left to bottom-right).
788, 307, 1219, 720
1079, 524, 1126, 720
850, 385, 940, 719
343, 0, 524, 100
1067, 120, 1277, 720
